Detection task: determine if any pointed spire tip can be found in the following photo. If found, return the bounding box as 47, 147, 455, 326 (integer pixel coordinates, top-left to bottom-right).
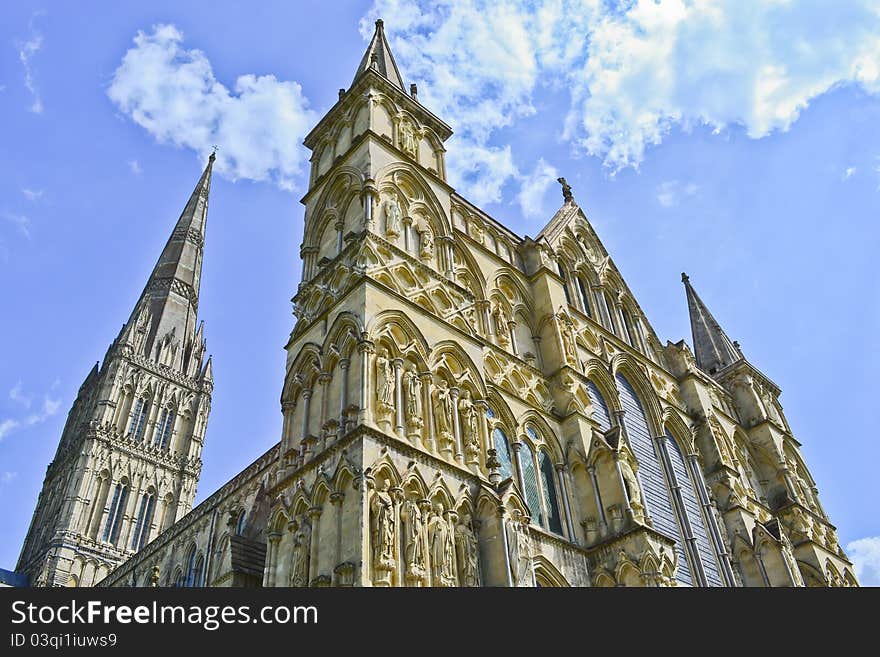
681, 272, 689, 283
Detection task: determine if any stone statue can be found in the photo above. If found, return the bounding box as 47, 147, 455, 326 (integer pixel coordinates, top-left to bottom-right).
404, 370, 422, 422
419, 225, 434, 259
150, 565, 160, 587
455, 512, 480, 587
384, 195, 402, 237
493, 304, 510, 347
399, 120, 417, 157
430, 505, 456, 587
459, 391, 480, 461
289, 521, 310, 587
403, 499, 426, 581
433, 382, 454, 437
617, 454, 644, 518
557, 177, 573, 203
375, 351, 395, 411
371, 479, 396, 572
559, 315, 577, 363
506, 512, 533, 587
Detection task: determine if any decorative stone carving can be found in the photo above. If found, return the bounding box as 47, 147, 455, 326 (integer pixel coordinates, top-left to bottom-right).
455, 512, 480, 587
383, 195, 402, 238
375, 351, 395, 425
459, 390, 480, 465
493, 304, 511, 348
558, 313, 577, 364
433, 381, 455, 457
399, 120, 417, 158
370, 479, 396, 584
403, 370, 423, 437
289, 519, 311, 587
419, 225, 435, 259
506, 510, 533, 587
402, 498, 427, 585
429, 504, 457, 587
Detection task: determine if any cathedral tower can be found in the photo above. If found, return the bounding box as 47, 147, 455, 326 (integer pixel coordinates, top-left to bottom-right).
17, 155, 216, 587
103, 21, 855, 588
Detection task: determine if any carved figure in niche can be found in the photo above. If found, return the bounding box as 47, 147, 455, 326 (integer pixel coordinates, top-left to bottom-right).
470, 219, 484, 244
758, 384, 784, 425
493, 304, 511, 347
402, 499, 426, 581
433, 381, 454, 443
399, 120, 417, 158
455, 512, 480, 587
375, 351, 395, 413
506, 511, 533, 587
383, 195, 402, 238
429, 504, 456, 587
289, 520, 311, 587
403, 371, 422, 426
371, 479, 396, 573
459, 390, 480, 462
617, 454, 644, 519
419, 225, 435, 259
559, 314, 577, 364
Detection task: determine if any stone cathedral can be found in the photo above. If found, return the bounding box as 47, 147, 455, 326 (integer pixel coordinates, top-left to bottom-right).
21, 20, 857, 587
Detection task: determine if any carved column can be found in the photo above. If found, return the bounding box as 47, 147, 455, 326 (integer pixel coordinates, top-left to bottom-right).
264, 531, 282, 587
330, 492, 344, 585
335, 219, 344, 255
474, 399, 490, 471
531, 336, 543, 369
687, 453, 737, 586
419, 373, 435, 452
317, 372, 331, 450
393, 358, 405, 436
361, 177, 378, 232
300, 388, 314, 461
478, 300, 492, 336
337, 359, 350, 440
357, 337, 374, 426
587, 465, 608, 536
511, 440, 526, 498
555, 464, 576, 541
450, 387, 463, 464
307, 507, 322, 586
281, 401, 296, 451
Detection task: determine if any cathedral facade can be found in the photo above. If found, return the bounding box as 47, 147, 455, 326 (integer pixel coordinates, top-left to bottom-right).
22, 21, 856, 587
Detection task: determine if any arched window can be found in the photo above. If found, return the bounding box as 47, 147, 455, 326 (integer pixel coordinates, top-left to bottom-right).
621, 307, 639, 348
185, 546, 204, 587
576, 276, 592, 318
128, 398, 150, 442
615, 373, 692, 586
520, 441, 544, 527
603, 292, 617, 333
492, 426, 514, 481
586, 381, 612, 431
153, 408, 175, 450
664, 429, 724, 586
130, 491, 155, 551
538, 450, 563, 534
558, 262, 573, 306
173, 568, 185, 588
235, 509, 247, 536
103, 481, 128, 545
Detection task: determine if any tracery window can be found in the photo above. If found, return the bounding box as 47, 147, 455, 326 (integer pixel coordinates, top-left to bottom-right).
154, 408, 175, 450
103, 481, 128, 545
130, 491, 155, 551
128, 398, 150, 442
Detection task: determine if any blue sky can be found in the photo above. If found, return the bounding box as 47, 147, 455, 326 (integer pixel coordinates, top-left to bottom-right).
1, 0, 878, 584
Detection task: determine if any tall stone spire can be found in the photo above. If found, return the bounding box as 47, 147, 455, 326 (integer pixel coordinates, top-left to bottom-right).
122, 153, 214, 372
681, 272, 744, 375
351, 18, 406, 91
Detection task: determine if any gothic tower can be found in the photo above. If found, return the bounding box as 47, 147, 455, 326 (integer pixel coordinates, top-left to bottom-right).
17, 155, 216, 587
102, 21, 855, 588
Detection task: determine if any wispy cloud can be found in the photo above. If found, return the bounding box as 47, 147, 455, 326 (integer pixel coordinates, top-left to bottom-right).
516, 158, 559, 219
847, 536, 880, 586
108, 24, 317, 191
2, 212, 31, 239
16, 12, 45, 114
0, 380, 61, 442
842, 166, 857, 180
9, 380, 32, 408
128, 159, 143, 175
21, 187, 43, 201
656, 180, 699, 208
0, 471, 18, 486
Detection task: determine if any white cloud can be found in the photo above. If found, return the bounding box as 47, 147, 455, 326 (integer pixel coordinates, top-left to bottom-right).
16, 13, 45, 114
0, 471, 18, 485
843, 167, 857, 180
656, 180, 698, 208
847, 536, 880, 586
21, 187, 43, 201
364, 0, 880, 186
0, 419, 19, 441
0, 381, 60, 442
517, 158, 559, 218
9, 381, 32, 408
108, 24, 317, 191
128, 159, 143, 175
2, 212, 31, 239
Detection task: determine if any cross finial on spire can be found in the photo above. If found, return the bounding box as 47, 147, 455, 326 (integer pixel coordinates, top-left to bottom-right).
681, 272, 689, 283
210, 145, 218, 161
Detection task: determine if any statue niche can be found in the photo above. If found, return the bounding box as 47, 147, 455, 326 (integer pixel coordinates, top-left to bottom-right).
383, 194, 403, 238
370, 478, 397, 586
375, 350, 395, 429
